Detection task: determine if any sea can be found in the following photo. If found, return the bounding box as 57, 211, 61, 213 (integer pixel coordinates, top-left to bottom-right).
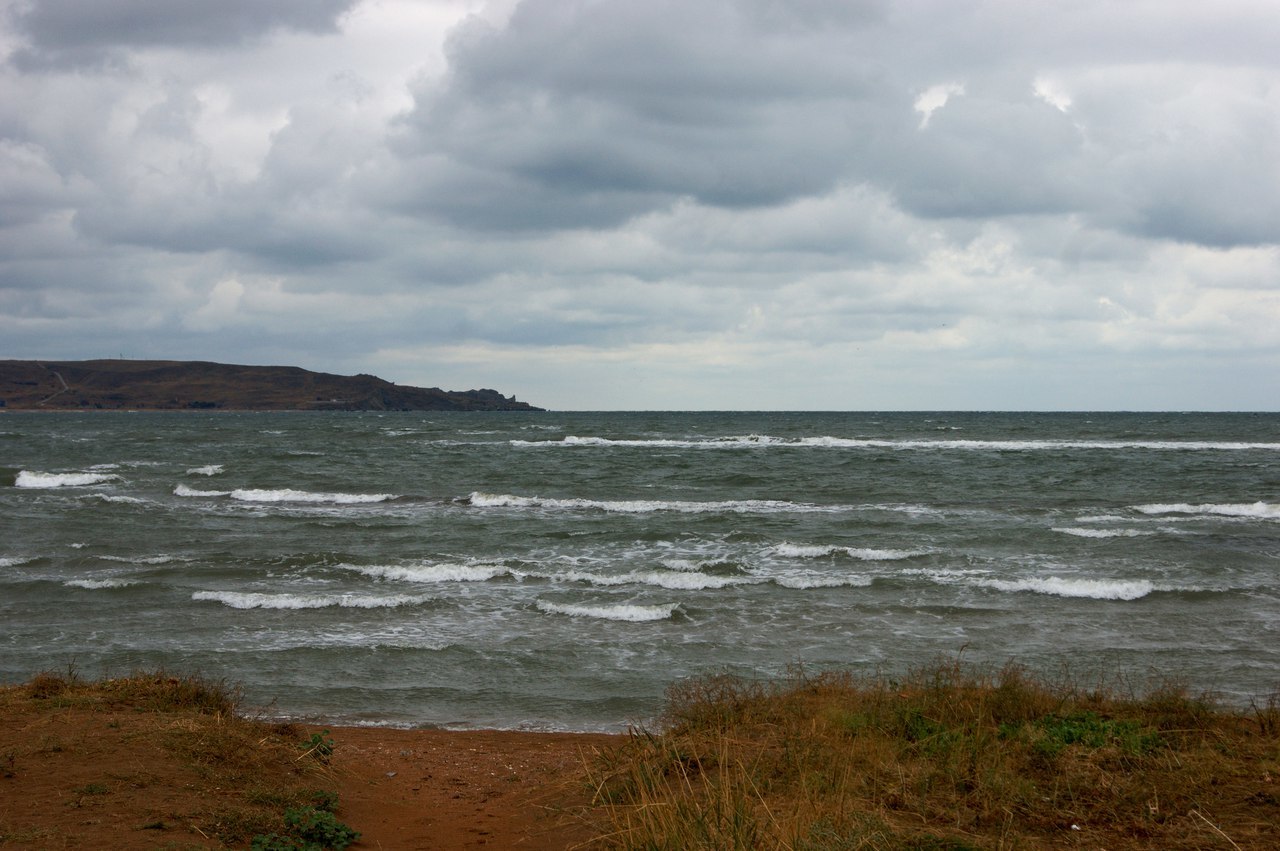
2, 411, 1277, 731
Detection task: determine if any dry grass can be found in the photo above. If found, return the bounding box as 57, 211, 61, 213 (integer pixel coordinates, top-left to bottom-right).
0, 667, 347, 848
582, 660, 1280, 849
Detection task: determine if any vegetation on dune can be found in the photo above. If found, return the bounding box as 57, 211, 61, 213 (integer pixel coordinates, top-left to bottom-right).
0, 667, 358, 849
583, 659, 1280, 849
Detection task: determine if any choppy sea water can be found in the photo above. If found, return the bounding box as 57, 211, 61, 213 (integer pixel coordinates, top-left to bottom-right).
2, 411, 1277, 731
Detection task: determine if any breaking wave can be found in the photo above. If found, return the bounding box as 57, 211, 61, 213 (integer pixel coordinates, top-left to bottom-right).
16, 470, 121, 488
350, 563, 509, 583
767, 542, 924, 560
465, 491, 842, 515
513, 435, 1280, 452
1052, 527, 1156, 538
192, 590, 436, 609
65, 579, 137, 589
535, 599, 680, 622
174, 484, 396, 504
1134, 502, 1279, 520
973, 577, 1155, 600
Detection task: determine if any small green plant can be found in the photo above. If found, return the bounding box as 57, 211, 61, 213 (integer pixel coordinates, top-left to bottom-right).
251, 804, 359, 851
1001, 711, 1164, 761
299, 730, 335, 764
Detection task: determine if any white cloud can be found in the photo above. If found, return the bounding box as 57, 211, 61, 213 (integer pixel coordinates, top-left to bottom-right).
1, 0, 1277, 409
914, 82, 965, 128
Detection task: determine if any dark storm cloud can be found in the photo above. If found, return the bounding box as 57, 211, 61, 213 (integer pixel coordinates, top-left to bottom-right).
386, 0, 1280, 250
390, 0, 889, 230
8, 0, 358, 68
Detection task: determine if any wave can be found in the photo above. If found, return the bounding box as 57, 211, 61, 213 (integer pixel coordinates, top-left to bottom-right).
973, 577, 1155, 600
65, 579, 137, 589
15, 470, 121, 488
84, 494, 149, 505
99, 554, 187, 565
465, 491, 843, 515
1052, 527, 1156, 539
535, 599, 680, 622
350, 563, 509, 583
512, 435, 1280, 452
186, 464, 225, 476
1134, 502, 1279, 520
191, 590, 436, 609
174, 484, 397, 504
773, 572, 875, 589
0, 556, 35, 568
767, 542, 925, 560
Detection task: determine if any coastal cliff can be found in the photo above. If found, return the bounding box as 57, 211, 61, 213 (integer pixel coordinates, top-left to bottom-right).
0, 359, 543, 411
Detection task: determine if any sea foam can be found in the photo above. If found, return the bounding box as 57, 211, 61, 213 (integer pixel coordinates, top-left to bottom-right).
351, 563, 509, 583
974, 577, 1155, 600
1052, 527, 1156, 538
1134, 502, 1279, 520
513, 435, 1280, 452
174, 484, 396, 504
16, 470, 121, 488
535, 599, 679, 622
65, 579, 136, 589
466, 491, 840, 515
192, 590, 434, 609
768, 542, 923, 560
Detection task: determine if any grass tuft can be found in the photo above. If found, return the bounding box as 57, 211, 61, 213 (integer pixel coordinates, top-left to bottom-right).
584, 659, 1280, 849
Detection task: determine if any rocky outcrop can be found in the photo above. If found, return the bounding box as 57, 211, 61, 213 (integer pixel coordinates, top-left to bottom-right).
0, 360, 544, 412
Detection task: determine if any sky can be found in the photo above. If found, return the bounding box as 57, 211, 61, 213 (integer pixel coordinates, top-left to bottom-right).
1, 0, 1277, 411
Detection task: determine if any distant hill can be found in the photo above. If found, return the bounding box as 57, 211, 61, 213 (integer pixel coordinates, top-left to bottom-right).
0, 360, 543, 412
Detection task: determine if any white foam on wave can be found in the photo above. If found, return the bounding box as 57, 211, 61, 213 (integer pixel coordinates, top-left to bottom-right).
186, 464, 225, 476
974, 577, 1155, 600
773, 572, 875, 589
1076, 514, 1126, 523
85, 494, 148, 504
229, 488, 396, 504
174, 484, 395, 504
466, 491, 840, 515
1134, 502, 1279, 520
767, 542, 923, 561
535, 599, 679, 622
192, 590, 434, 609
513, 435, 1280, 452
626, 570, 752, 590
65, 579, 137, 589
16, 470, 121, 488
1052, 527, 1156, 539
548, 568, 755, 590
0, 556, 35, 568
100, 554, 185, 565
174, 484, 231, 497
352, 563, 508, 583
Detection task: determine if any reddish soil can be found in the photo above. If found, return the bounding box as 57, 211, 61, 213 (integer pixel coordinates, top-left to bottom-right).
325, 726, 621, 849
0, 693, 620, 849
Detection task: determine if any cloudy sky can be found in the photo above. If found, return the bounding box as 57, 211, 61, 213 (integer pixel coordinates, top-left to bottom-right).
1, 0, 1277, 410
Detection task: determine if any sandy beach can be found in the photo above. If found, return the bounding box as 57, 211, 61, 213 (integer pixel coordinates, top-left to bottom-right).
318, 725, 621, 849
0, 678, 621, 849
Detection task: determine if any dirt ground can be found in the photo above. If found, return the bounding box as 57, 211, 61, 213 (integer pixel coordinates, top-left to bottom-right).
0, 688, 621, 849
323, 726, 621, 849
